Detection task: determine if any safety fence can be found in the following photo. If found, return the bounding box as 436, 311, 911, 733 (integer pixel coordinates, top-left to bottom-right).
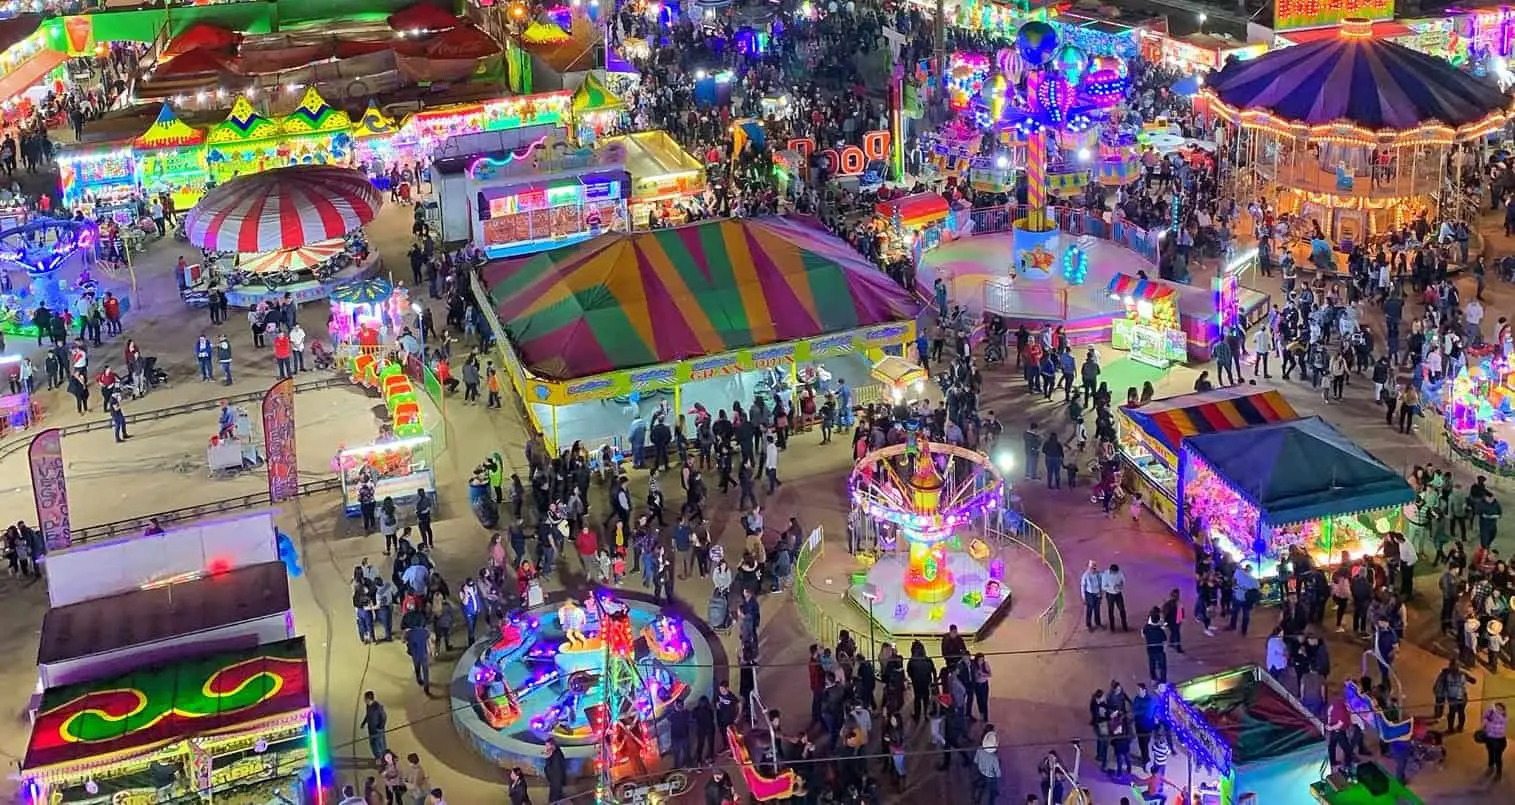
0, 376, 346, 463
920, 204, 1164, 267
985, 514, 1067, 641
792, 526, 843, 651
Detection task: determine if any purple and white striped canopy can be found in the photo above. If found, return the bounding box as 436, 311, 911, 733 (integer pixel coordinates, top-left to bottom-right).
1206, 32, 1511, 135
184, 166, 382, 254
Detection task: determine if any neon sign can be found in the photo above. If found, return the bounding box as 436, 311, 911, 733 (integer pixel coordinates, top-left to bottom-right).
1274, 0, 1393, 33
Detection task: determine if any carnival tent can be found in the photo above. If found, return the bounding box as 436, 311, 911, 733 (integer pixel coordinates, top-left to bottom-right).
184, 166, 382, 253
133, 104, 205, 149
1205, 23, 1513, 137
572, 73, 623, 115
876, 193, 950, 228
154, 48, 240, 78
354, 100, 397, 137
1122, 387, 1298, 459
162, 22, 240, 58
387, 2, 459, 32
426, 23, 501, 60
23, 637, 311, 772
1106, 273, 1175, 302
1183, 416, 1415, 526
483, 217, 922, 380
280, 87, 352, 135
208, 97, 280, 144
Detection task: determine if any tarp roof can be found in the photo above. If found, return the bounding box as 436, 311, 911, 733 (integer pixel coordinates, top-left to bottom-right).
162, 22, 239, 58
876, 192, 949, 224
602, 130, 703, 190
1122, 388, 1298, 459
1107, 273, 1174, 301
281, 86, 353, 135
483, 217, 922, 380
25, 637, 310, 773
353, 99, 397, 137
572, 72, 622, 112
1183, 416, 1415, 526
387, 2, 459, 32
133, 103, 206, 149
207, 96, 280, 144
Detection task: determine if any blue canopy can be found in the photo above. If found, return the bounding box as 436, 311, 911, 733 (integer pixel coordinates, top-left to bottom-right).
1206, 26, 1510, 134
1183, 416, 1414, 526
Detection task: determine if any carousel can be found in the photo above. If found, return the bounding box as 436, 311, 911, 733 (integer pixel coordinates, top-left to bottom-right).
181, 166, 383, 307
1204, 17, 1515, 246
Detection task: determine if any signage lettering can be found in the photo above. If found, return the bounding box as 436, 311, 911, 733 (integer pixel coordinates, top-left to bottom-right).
629, 367, 677, 387
566, 377, 616, 396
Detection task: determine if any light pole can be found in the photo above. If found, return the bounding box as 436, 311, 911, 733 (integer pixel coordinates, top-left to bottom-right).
860, 582, 880, 661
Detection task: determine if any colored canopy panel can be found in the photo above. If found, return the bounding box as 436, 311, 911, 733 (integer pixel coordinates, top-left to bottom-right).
282, 86, 353, 135
184, 166, 382, 253
354, 100, 397, 137
388, 2, 459, 32
0, 49, 64, 106
483, 217, 922, 381
24, 637, 311, 772
154, 47, 238, 78
133, 103, 205, 149
572, 73, 622, 112
208, 97, 279, 144
1106, 273, 1174, 301
163, 22, 239, 57
1206, 24, 1512, 137
1123, 388, 1298, 458
1184, 668, 1324, 766
1184, 416, 1415, 526
524, 21, 572, 45
876, 192, 949, 224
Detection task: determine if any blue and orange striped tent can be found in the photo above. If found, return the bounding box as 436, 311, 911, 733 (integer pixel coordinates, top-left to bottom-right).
1123, 387, 1298, 458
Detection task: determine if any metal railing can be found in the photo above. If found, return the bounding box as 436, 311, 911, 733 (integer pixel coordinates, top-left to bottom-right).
921, 204, 1163, 267
67, 477, 342, 544
986, 514, 1067, 641
792, 526, 842, 651
0, 375, 346, 462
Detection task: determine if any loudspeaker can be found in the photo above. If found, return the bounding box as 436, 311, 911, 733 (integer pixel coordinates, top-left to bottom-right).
1356, 761, 1390, 796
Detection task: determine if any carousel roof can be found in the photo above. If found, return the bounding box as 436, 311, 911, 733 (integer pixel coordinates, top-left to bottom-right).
1203, 19, 1514, 144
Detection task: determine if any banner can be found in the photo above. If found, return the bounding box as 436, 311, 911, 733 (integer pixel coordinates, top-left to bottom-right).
262, 378, 299, 502
29, 429, 71, 551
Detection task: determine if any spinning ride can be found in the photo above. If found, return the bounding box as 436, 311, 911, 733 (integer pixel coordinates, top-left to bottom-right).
452, 592, 715, 779
1439, 345, 1515, 476
847, 432, 1011, 638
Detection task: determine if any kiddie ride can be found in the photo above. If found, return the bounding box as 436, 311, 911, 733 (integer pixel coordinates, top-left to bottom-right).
350, 358, 426, 437
470, 593, 700, 785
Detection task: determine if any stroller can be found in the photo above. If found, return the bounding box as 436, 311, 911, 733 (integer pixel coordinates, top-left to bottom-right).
309, 340, 335, 371
141, 357, 168, 389
707, 588, 731, 631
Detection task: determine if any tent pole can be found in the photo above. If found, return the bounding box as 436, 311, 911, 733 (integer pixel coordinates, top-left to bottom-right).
551, 404, 559, 456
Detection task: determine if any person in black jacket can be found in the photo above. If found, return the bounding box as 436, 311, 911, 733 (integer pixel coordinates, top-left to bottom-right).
703, 769, 733, 805
1142, 609, 1169, 683
906, 640, 937, 722
543, 739, 566, 804
507, 767, 531, 805
692, 695, 717, 765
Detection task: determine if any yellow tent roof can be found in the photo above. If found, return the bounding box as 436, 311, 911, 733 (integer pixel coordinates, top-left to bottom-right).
281, 87, 352, 135
522, 20, 571, 45
572, 73, 622, 113
207, 97, 280, 144
353, 99, 397, 138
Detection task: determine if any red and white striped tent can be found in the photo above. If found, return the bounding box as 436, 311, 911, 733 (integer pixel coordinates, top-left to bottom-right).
183, 166, 381, 253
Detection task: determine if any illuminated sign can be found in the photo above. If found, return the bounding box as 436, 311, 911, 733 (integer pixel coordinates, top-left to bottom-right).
750, 344, 796, 367
629, 366, 677, 387
688, 355, 742, 380
1274, 0, 1394, 33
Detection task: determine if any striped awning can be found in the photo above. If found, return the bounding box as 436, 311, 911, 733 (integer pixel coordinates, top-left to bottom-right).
1122, 387, 1298, 458
1106, 273, 1175, 301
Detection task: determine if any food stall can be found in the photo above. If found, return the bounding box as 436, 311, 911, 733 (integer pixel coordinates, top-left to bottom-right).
601, 131, 707, 227
1159, 32, 1268, 73
462, 134, 631, 259
204, 97, 285, 186
569, 73, 626, 145
351, 100, 400, 184
1117, 388, 1299, 531
57, 143, 137, 220
133, 104, 208, 210
21, 637, 324, 805
1107, 273, 1186, 367
1181, 416, 1413, 585
336, 435, 437, 517
870, 355, 929, 404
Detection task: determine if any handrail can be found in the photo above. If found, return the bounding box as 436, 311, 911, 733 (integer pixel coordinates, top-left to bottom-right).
985, 513, 1067, 641
792, 526, 842, 652
67, 477, 342, 544
0, 375, 346, 463
914, 203, 1164, 267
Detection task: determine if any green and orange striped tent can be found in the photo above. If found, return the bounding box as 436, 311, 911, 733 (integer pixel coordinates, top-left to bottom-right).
483, 218, 922, 381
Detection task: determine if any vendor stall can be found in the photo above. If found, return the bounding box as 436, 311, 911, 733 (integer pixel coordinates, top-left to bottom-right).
351, 100, 400, 183
1155, 665, 1423, 805
21, 637, 323, 805
570, 73, 626, 145
205, 97, 285, 186
279, 87, 354, 167
479, 217, 920, 453
1107, 273, 1185, 367
336, 435, 436, 516
1160, 32, 1267, 73
601, 131, 707, 227
1117, 388, 1298, 531
1182, 417, 1414, 586
133, 104, 208, 210
870, 355, 928, 404
57, 143, 136, 220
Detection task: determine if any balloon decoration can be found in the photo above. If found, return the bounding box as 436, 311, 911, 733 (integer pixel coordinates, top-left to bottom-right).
1015, 21, 1059, 67
1052, 44, 1089, 87
1062, 244, 1088, 286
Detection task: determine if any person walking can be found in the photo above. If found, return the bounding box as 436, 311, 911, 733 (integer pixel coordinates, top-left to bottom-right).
195, 334, 213, 381
763, 434, 780, 493
1103, 563, 1128, 631
359, 691, 388, 761
107, 394, 129, 442
415, 488, 434, 548
1142, 608, 1168, 683
1481, 702, 1507, 781
1080, 561, 1104, 630
216, 334, 233, 385
405, 617, 432, 692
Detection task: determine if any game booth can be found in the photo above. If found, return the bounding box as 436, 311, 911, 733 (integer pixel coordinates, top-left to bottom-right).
1181, 417, 1415, 590
450, 133, 631, 260
600, 131, 707, 227
22, 638, 322, 805
57, 143, 137, 221
478, 217, 920, 454
1151, 665, 1424, 805
1117, 388, 1300, 532
133, 104, 209, 211
1107, 273, 1186, 368
1438, 345, 1515, 478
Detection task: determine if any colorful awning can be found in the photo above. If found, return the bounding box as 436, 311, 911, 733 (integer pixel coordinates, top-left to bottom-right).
1122, 387, 1299, 459
572, 73, 622, 113
133, 103, 205, 149
24, 638, 311, 773
1106, 273, 1175, 301
876, 192, 949, 225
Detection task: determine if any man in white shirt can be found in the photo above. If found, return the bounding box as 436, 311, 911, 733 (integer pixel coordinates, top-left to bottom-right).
1466, 299, 1485, 345
1102, 563, 1128, 631
1080, 560, 1104, 630
289, 323, 307, 372
763, 434, 780, 494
